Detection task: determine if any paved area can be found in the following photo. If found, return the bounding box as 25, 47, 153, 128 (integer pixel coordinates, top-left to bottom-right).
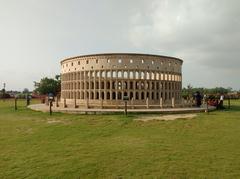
28, 104, 215, 114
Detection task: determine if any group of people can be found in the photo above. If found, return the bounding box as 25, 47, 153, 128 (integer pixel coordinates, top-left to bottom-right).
194, 91, 225, 109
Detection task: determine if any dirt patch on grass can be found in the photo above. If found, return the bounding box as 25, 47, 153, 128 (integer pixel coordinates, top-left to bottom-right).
46, 118, 71, 125
135, 114, 197, 122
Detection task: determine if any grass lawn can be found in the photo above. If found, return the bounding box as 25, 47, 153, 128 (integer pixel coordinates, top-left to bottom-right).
0, 99, 240, 178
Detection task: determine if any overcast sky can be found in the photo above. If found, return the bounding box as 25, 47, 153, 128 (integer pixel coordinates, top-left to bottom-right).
0, 0, 239, 91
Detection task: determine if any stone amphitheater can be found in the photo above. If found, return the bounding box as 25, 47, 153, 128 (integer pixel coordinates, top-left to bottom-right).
59, 53, 183, 109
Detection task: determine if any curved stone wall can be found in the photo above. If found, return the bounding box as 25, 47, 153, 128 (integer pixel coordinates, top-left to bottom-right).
60, 53, 183, 108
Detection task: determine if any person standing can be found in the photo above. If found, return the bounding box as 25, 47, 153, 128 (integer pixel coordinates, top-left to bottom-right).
195, 91, 202, 107
219, 94, 225, 109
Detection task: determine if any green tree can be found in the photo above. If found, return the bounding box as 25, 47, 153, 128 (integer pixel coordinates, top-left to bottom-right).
22, 88, 29, 94
34, 76, 61, 96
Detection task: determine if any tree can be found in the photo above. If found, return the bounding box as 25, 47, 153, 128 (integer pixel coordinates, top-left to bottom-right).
34, 76, 61, 96
22, 88, 29, 94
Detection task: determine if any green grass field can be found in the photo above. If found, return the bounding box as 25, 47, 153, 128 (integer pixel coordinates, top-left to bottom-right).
0, 99, 240, 178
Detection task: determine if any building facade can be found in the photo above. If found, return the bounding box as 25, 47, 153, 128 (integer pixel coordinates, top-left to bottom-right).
60, 53, 183, 108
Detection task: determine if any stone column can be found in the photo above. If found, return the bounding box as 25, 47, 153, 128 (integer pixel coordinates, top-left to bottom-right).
133, 80, 136, 100
131, 97, 134, 109
160, 97, 163, 108
94, 70, 96, 100
74, 93, 77, 108
98, 70, 101, 101
172, 97, 175, 108
89, 70, 91, 101
84, 71, 86, 99
101, 97, 103, 109
146, 97, 149, 109
64, 98, 67, 108
110, 70, 112, 100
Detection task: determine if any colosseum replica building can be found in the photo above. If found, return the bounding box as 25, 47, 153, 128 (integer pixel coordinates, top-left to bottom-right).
60, 53, 183, 109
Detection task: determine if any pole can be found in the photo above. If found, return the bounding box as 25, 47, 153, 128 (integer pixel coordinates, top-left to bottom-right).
49, 101, 52, 115
228, 97, 230, 109
124, 101, 127, 116
15, 98, 17, 110
206, 101, 209, 114
26, 95, 30, 106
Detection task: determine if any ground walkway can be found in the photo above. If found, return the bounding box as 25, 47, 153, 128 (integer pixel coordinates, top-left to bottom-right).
28, 104, 215, 114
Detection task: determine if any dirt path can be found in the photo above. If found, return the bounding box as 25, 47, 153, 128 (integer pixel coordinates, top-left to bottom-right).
135, 114, 197, 122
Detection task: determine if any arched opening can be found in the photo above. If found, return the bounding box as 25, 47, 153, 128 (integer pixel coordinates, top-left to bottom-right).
151, 72, 155, 80
146, 82, 149, 89
152, 82, 155, 90
130, 92, 133, 99
124, 71, 128, 78
118, 92, 122, 100
96, 82, 99, 89
101, 81, 104, 89
141, 71, 145, 79
118, 81, 122, 90
101, 92, 104, 100
136, 92, 139, 100
112, 82, 116, 89
91, 82, 94, 89
135, 71, 139, 79
86, 82, 89, 89
146, 92, 149, 99
101, 71, 105, 78
130, 82, 133, 89
107, 81, 110, 89
96, 92, 99, 99
146, 72, 150, 79
81, 82, 84, 89
124, 92, 127, 97
141, 82, 144, 90
124, 81, 128, 89
96, 71, 100, 77
141, 92, 144, 100
113, 71, 116, 78
129, 71, 133, 79
152, 92, 154, 100
156, 72, 159, 80
112, 92, 116, 100
136, 82, 139, 89
118, 71, 122, 78
107, 71, 111, 78
91, 92, 94, 99
107, 92, 110, 100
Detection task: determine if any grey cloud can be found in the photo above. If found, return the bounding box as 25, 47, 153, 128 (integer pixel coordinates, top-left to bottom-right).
0, 0, 239, 90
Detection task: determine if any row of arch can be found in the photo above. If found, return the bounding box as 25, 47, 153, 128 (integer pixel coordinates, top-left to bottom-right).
62, 91, 181, 101
62, 81, 181, 91
61, 71, 182, 82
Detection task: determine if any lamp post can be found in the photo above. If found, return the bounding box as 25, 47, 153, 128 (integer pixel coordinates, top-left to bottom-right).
48, 93, 54, 115
14, 95, 18, 111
